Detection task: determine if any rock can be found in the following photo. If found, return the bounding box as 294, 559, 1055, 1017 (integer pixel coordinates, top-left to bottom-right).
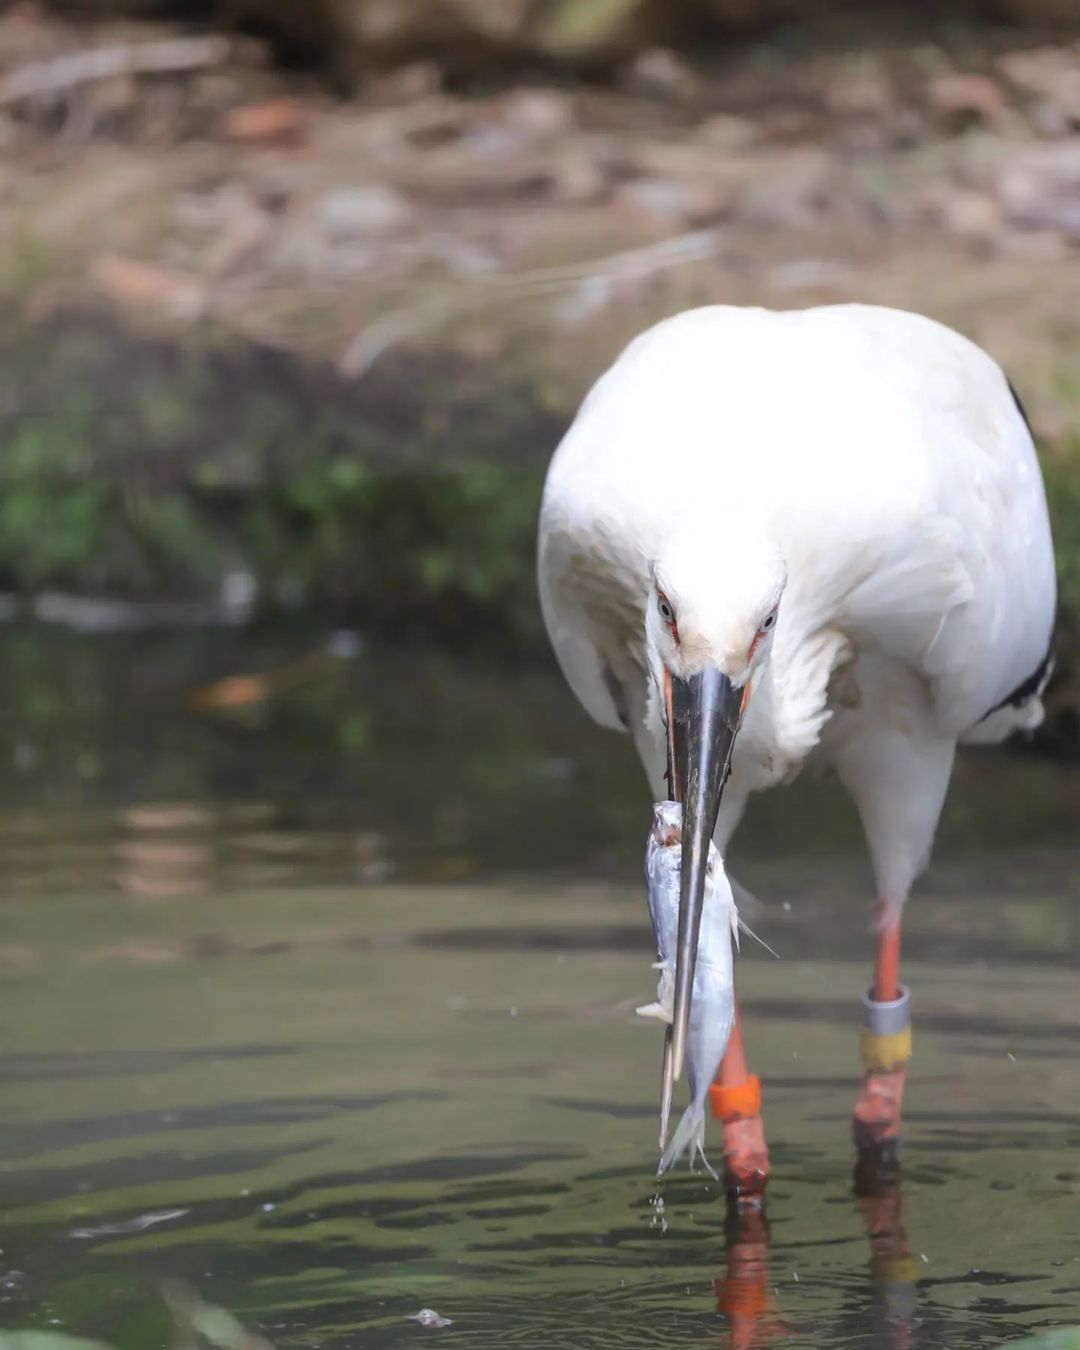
997, 142, 1080, 240
366, 59, 442, 103
224, 96, 306, 143
736, 148, 833, 227
759, 108, 828, 144
925, 186, 1003, 243
927, 71, 1009, 127
697, 112, 759, 150
824, 71, 896, 119
500, 87, 576, 137
998, 45, 1080, 127
318, 184, 413, 237
551, 152, 609, 203
622, 47, 698, 101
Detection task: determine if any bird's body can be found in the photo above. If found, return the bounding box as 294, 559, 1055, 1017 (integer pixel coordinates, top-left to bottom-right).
538, 303, 1055, 1184
539, 303, 1054, 896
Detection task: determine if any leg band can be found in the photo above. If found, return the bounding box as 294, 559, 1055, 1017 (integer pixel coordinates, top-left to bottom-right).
860, 985, 912, 1072
709, 1074, 762, 1122
871, 1254, 920, 1286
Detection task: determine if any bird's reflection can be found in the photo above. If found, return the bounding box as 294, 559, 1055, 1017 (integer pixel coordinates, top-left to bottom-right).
714, 1208, 788, 1349
854, 1153, 918, 1350
712, 1155, 919, 1349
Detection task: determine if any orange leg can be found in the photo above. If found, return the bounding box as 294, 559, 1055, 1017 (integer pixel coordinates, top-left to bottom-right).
710, 1002, 769, 1205
853, 907, 910, 1156
874, 914, 901, 1001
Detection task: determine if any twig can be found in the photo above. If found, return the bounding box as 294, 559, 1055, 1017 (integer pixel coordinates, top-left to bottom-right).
0, 35, 232, 108
339, 228, 722, 378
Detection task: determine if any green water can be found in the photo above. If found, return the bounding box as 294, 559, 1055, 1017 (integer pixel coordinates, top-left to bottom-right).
0, 629, 1078, 1349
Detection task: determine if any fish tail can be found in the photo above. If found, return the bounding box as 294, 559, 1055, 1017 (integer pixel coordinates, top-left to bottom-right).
657, 1101, 716, 1179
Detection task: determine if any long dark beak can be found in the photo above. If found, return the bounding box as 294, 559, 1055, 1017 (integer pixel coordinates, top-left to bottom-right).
668, 666, 742, 1082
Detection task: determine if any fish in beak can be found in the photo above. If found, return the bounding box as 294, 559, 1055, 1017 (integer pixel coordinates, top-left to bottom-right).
660, 666, 743, 1133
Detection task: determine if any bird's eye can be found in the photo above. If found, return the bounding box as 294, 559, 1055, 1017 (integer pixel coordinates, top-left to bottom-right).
761, 611, 777, 631
657, 594, 675, 624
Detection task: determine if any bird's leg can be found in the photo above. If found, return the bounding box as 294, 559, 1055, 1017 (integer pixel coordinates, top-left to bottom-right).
709, 1003, 769, 1206
852, 906, 911, 1158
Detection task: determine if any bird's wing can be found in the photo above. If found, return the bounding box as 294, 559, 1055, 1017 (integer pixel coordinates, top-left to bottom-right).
788, 308, 1057, 740
912, 370, 1054, 737
537, 522, 629, 733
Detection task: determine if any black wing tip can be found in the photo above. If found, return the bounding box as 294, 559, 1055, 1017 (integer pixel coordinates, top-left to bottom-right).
980, 643, 1055, 722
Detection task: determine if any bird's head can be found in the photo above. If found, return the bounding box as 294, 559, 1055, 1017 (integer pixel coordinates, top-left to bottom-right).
645, 523, 786, 692
643, 519, 786, 1084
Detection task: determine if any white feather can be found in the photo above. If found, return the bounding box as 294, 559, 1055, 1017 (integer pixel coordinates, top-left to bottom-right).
539, 302, 1056, 907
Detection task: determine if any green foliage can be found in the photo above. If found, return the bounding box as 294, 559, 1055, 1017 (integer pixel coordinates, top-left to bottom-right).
0, 311, 561, 645
1044, 446, 1080, 616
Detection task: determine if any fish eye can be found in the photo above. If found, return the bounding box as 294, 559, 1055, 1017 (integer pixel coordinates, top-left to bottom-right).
657, 593, 675, 624
761, 610, 777, 631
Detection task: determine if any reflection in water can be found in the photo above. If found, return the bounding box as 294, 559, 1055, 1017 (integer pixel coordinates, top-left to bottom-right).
0, 627, 1075, 901
855, 1156, 917, 1350
710, 1165, 918, 1350
715, 1209, 788, 1349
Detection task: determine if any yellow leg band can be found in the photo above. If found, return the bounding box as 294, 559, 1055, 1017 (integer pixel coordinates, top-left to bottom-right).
860, 1026, 912, 1073
871, 1255, 920, 1286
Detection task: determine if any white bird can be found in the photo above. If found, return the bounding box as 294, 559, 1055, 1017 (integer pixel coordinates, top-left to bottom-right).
538, 303, 1056, 1200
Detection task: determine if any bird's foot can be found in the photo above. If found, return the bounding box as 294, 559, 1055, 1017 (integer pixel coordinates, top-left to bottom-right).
721, 1115, 770, 1206
711, 1074, 769, 1205
852, 1067, 907, 1158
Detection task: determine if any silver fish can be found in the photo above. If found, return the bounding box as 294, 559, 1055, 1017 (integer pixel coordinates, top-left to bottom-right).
639, 800, 737, 1177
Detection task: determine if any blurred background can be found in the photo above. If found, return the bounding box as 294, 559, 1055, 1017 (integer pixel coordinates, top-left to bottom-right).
0, 0, 1077, 895
1, 4, 1079, 1348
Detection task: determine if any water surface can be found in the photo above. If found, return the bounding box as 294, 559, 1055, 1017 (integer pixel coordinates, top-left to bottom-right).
0, 629, 1077, 1349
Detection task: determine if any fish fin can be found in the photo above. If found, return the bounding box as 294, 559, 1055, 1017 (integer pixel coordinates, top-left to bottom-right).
656, 1101, 707, 1176
738, 916, 781, 960
636, 1002, 672, 1022
691, 1132, 719, 1181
